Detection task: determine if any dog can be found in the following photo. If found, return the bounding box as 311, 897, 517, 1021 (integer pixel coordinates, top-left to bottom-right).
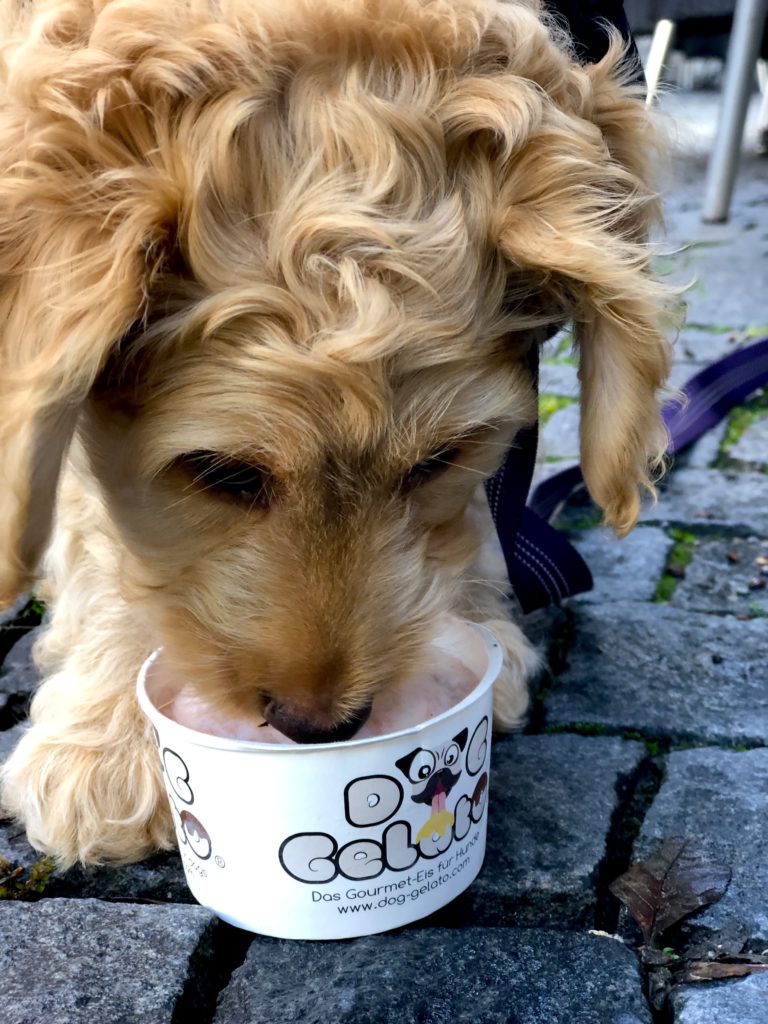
0, 0, 673, 867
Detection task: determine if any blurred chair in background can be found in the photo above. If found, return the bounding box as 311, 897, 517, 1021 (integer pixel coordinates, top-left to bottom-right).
625, 0, 768, 220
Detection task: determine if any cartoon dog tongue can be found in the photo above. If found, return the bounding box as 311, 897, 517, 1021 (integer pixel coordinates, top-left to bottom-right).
415, 777, 453, 843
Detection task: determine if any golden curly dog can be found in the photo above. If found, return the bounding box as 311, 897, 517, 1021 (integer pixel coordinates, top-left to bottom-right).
0, 0, 672, 866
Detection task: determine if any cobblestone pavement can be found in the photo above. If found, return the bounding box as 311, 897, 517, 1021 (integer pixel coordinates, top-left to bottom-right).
1, 92, 767, 1024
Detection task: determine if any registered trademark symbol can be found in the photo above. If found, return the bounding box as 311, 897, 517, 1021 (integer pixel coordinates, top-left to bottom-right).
215, 855, 225, 868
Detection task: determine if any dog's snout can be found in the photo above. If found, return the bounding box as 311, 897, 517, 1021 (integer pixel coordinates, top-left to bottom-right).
263, 695, 373, 744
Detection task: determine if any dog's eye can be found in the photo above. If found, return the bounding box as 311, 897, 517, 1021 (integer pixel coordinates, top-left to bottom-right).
177, 451, 272, 508
401, 445, 461, 493
406, 749, 436, 783
444, 743, 460, 767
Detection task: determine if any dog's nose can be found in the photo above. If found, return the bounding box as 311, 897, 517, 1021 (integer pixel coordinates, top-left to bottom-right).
262, 696, 373, 744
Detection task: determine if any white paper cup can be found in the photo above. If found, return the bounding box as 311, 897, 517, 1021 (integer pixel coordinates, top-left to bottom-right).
136, 622, 501, 940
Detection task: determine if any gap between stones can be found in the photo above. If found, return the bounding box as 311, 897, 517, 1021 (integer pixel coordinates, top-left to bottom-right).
592, 758, 669, 1024
171, 918, 254, 1024
0, 693, 30, 732
593, 757, 665, 935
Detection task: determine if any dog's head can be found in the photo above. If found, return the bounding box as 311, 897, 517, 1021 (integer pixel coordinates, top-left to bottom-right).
0, 0, 673, 739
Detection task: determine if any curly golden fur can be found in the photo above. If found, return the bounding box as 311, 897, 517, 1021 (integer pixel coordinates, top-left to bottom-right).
0, 0, 673, 866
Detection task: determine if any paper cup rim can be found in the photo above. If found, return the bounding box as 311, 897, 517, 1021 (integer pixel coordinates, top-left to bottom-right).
136, 623, 502, 754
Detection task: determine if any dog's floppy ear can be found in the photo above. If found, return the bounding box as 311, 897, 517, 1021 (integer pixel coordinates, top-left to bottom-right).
491, 40, 674, 536
0, 100, 174, 605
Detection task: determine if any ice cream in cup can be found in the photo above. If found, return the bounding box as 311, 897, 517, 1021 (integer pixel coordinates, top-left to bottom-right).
136, 616, 502, 940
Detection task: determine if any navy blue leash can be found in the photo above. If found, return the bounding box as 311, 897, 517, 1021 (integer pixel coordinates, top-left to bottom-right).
488, 336, 768, 614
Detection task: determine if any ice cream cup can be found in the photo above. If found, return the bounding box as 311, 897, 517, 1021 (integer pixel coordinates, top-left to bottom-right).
136, 622, 502, 940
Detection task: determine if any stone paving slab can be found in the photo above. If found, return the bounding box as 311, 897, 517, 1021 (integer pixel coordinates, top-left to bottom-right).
679, 420, 728, 470
670, 536, 768, 616
667, 361, 707, 389
634, 749, 768, 941
0, 820, 42, 872
444, 735, 645, 928
0, 722, 23, 762
48, 853, 193, 904
640, 469, 768, 535
730, 415, 768, 466
670, 972, 768, 1023
541, 403, 581, 461
214, 927, 651, 1024
0, 898, 215, 1024
0, 628, 42, 718
540, 362, 579, 397
673, 329, 766, 365
571, 527, 670, 603
545, 603, 768, 744
668, 220, 768, 328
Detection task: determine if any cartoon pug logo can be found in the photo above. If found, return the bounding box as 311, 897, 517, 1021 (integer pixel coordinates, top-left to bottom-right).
395, 728, 468, 843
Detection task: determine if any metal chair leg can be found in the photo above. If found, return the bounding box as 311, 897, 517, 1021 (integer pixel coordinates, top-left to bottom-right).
645, 19, 676, 106
702, 0, 768, 222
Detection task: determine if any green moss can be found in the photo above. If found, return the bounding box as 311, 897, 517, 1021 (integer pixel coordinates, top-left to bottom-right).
668, 546, 693, 573
684, 322, 736, 334
621, 729, 663, 757
719, 389, 768, 454
554, 332, 573, 358
0, 855, 55, 900
553, 505, 603, 531
652, 534, 696, 602
669, 528, 697, 545
544, 354, 578, 367
544, 721, 609, 737
539, 393, 576, 424
684, 322, 768, 338
653, 574, 678, 602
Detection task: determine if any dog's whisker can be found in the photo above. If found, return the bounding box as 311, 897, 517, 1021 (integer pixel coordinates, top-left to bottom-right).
431, 460, 489, 478
456, 440, 522, 450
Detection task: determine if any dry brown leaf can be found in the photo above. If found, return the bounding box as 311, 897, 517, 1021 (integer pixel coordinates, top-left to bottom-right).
609, 839, 731, 945
681, 962, 768, 983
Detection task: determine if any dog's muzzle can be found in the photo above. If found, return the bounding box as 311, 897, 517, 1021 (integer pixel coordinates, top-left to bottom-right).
262, 696, 373, 744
